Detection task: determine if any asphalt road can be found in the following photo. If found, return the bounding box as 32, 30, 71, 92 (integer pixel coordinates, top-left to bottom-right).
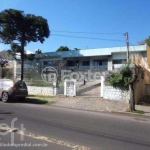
0, 100, 150, 150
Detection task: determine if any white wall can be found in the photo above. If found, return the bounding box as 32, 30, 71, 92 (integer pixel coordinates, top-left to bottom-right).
112, 53, 126, 60
112, 52, 147, 60
27, 86, 56, 96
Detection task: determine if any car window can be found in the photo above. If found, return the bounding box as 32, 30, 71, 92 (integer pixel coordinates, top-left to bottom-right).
14, 81, 27, 88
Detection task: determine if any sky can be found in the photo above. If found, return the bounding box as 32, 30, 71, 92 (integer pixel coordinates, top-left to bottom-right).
0, 0, 150, 53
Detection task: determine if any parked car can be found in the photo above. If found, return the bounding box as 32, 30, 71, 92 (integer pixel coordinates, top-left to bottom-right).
0, 79, 28, 102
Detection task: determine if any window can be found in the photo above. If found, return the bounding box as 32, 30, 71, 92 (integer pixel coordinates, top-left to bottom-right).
67, 61, 74, 66
82, 61, 90, 66
102, 60, 108, 66
93, 60, 107, 66
43, 61, 48, 65
93, 60, 100, 66
113, 59, 126, 64
43, 61, 55, 66
67, 61, 79, 67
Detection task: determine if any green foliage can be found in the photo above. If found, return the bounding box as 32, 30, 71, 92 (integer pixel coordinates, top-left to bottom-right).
108, 65, 132, 88
127, 109, 145, 114
56, 46, 70, 52
26, 54, 35, 61
134, 110, 145, 114
0, 8, 50, 80
138, 40, 146, 45
74, 48, 80, 50
11, 43, 22, 53
146, 36, 150, 46
35, 49, 42, 54
0, 9, 50, 44
120, 64, 132, 77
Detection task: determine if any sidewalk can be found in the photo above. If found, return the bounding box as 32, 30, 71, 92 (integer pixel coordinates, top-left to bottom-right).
50, 96, 129, 112
135, 105, 150, 116
28, 96, 150, 117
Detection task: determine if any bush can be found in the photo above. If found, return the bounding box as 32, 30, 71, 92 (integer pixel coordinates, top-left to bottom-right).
108, 64, 131, 88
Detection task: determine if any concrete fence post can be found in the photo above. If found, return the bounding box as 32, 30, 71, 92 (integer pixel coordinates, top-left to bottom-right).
101, 76, 105, 97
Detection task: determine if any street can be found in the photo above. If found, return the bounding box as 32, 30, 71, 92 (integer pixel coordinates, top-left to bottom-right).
0, 100, 150, 150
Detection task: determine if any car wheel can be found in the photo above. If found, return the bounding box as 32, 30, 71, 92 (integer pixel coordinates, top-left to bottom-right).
1, 92, 9, 103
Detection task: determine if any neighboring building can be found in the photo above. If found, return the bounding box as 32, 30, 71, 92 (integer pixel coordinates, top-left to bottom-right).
0, 51, 16, 79
16, 50, 35, 79
0, 45, 146, 79
35, 45, 147, 73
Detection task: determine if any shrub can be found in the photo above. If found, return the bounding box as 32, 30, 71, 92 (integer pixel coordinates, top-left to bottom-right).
108, 64, 131, 88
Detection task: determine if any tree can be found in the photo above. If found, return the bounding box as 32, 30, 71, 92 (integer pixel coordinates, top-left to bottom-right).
146, 36, 150, 46
138, 36, 150, 46
56, 46, 70, 52
0, 9, 50, 80
74, 48, 80, 50
138, 40, 146, 45
35, 49, 42, 54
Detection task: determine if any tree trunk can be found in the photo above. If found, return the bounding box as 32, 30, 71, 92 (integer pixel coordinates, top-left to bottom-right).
0, 65, 1, 78
129, 65, 137, 111
129, 83, 135, 111
21, 41, 24, 81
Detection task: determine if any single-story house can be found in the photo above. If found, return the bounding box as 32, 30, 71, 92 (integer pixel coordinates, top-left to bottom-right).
35, 45, 147, 73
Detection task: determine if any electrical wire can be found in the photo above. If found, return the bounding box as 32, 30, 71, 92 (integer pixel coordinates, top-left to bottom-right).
51, 30, 123, 35
51, 34, 125, 42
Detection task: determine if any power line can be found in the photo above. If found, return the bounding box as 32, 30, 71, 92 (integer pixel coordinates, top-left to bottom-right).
51, 30, 123, 35
129, 42, 137, 46
51, 34, 125, 42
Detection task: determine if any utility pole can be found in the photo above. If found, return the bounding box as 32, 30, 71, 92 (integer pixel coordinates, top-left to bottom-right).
124, 32, 129, 63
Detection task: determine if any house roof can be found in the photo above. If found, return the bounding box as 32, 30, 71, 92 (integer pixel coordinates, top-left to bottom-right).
15, 50, 34, 59
35, 45, 146, 58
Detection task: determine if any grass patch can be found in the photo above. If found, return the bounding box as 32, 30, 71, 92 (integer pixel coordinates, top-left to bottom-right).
127, 109, 145, 114
134, 110, 145, 114
47, 101, 56, 105
27, 95, 53, 98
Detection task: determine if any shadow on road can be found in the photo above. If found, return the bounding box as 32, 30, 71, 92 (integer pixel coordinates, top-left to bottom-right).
0, 110, 13, 120
0, 110, 13, 115
7, 98, 48, 105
